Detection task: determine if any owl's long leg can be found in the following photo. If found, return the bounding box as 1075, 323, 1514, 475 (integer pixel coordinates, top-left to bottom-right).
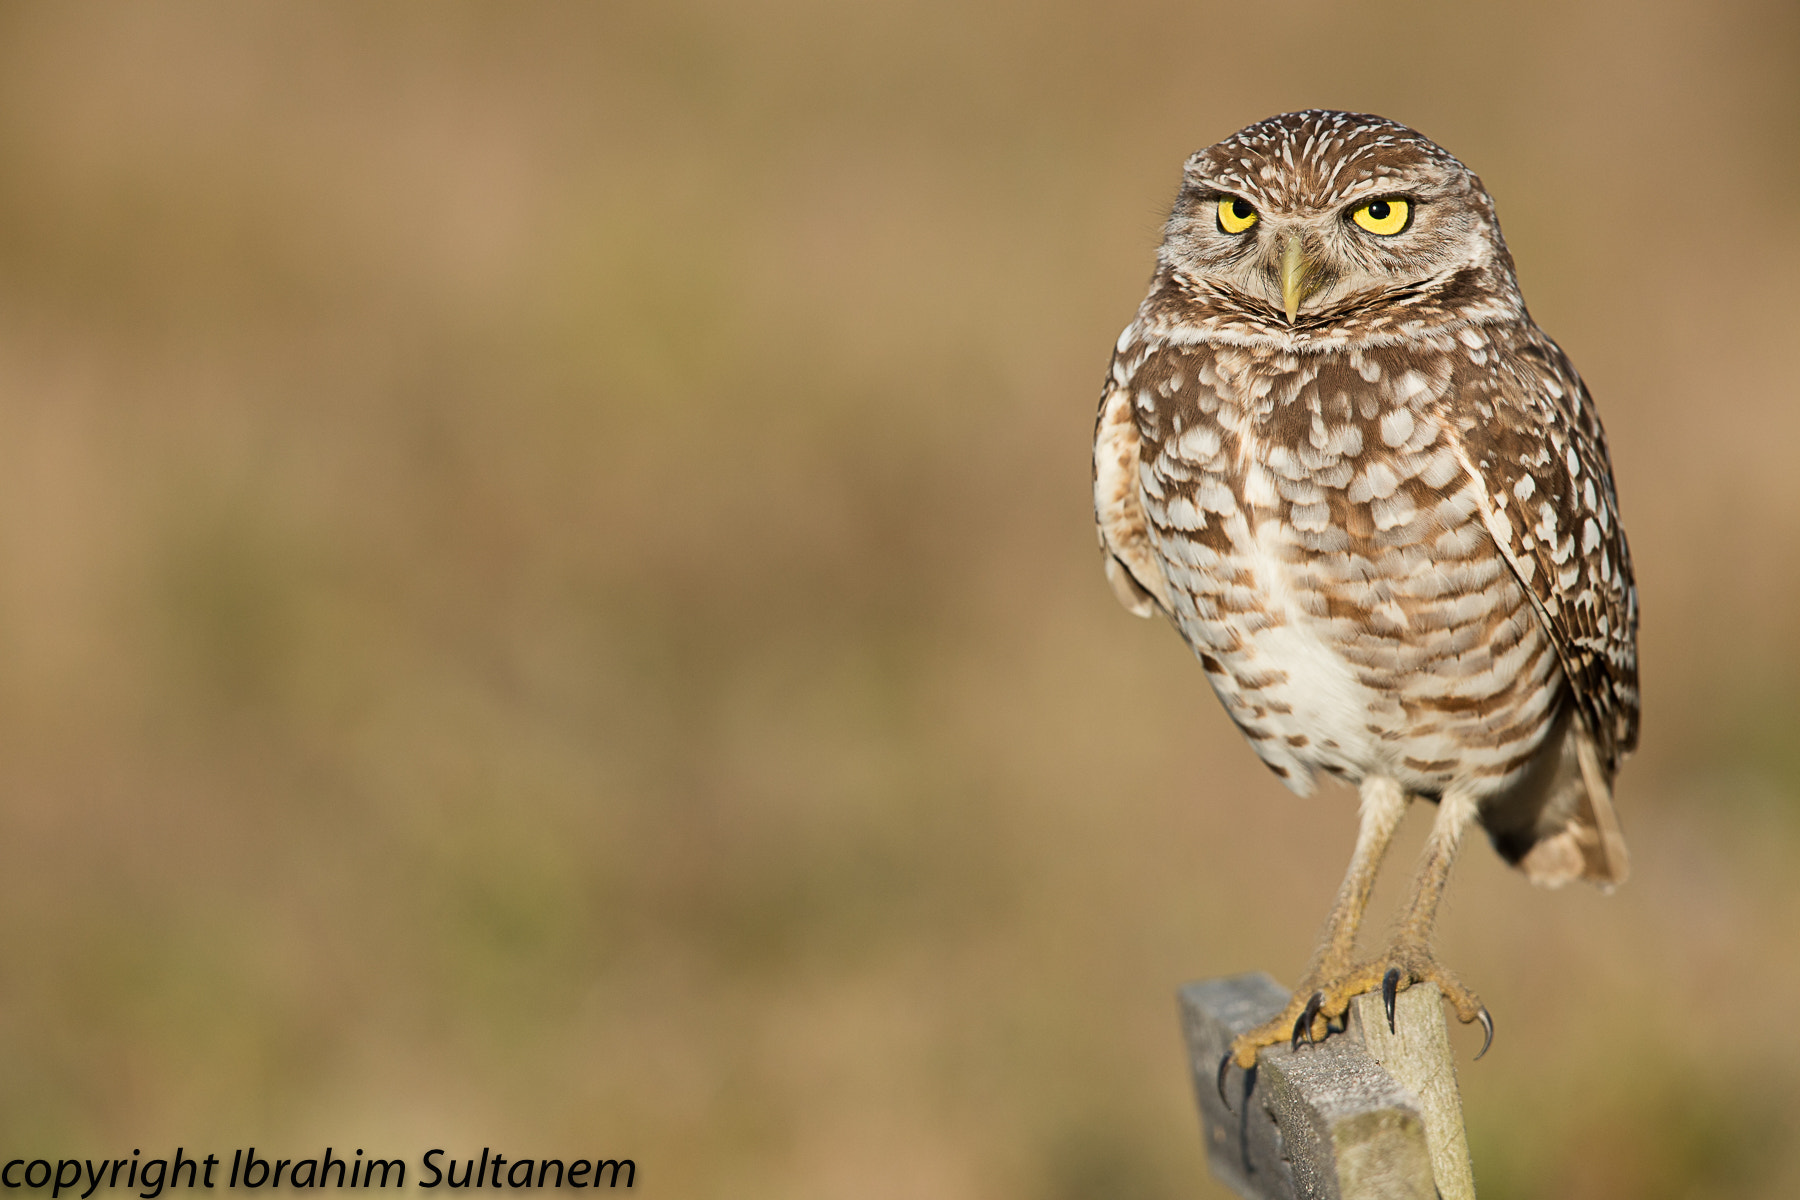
1226, 776, 1410, 1069
1362, 787, 1493, 1052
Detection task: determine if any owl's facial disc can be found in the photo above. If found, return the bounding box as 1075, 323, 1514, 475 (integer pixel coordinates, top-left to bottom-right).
1159, 112, 1524, 338
1180, 180, 1488, 327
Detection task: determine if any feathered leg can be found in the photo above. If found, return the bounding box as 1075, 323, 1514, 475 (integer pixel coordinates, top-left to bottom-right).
1227, 776, 1409, 1068
1361, 786, 1492, 1053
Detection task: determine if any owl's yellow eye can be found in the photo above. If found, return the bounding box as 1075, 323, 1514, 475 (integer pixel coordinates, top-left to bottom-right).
1351, 197, 1411, 236
1216, 196, 1258, 234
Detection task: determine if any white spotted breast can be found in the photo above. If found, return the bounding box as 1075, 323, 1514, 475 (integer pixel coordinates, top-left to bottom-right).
1115, 327, 1568, 800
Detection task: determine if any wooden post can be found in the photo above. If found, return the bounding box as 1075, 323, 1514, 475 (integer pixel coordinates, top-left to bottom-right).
1349, 984, 1475, 1199
1178, 973, 1476, 1199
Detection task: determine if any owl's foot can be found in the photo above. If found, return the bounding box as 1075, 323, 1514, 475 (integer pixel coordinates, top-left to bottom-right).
1216, 964, 1391, 1106
1224, 964, 1378, 1070
1371, 946, 1493, 1058
1223, 944, 1491, 1073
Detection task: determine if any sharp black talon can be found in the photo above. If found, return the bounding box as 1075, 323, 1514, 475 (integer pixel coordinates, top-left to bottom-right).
1216, 1053, 1233, 1109
1291, 991, 1324, 1051
1473, 1007, 1494, 1060
1382, 968, 1401, 1034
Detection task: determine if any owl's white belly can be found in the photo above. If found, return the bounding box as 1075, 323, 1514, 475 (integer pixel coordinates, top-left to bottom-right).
1221, 523, 1382, 747
1155, 481, 1564, 802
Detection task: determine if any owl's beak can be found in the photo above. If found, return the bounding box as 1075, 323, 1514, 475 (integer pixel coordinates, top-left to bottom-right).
1279, 232, 1313, 324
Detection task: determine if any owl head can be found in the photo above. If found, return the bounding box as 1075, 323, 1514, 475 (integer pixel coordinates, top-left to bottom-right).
1156, 111, 1523, 338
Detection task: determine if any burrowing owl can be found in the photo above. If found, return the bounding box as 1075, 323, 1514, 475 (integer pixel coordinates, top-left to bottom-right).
1093, 111, 1638, 1075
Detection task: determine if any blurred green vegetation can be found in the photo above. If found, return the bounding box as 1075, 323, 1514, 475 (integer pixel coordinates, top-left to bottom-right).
0, 2, 1795, 1196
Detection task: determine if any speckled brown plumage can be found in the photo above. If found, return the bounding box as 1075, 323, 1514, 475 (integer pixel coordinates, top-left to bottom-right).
1093, 111, 1638, 1067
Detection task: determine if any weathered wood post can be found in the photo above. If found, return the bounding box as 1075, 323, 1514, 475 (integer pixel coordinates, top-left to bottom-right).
1178, 973, 1476, 1199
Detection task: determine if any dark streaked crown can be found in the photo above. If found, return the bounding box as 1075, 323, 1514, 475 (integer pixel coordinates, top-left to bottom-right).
1187, 110, 1475, 213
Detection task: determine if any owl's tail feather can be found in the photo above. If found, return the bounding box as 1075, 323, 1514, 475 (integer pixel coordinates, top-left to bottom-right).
1570, 732, 1630, 886
1485, 710, 1630, 890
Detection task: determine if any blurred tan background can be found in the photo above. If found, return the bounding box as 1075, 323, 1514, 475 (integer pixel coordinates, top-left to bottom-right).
0, 2, 1796, 1196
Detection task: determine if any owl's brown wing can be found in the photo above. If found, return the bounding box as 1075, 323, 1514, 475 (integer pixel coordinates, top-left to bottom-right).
1451, 325, 1640, 775
1092, 352, 1170, 619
